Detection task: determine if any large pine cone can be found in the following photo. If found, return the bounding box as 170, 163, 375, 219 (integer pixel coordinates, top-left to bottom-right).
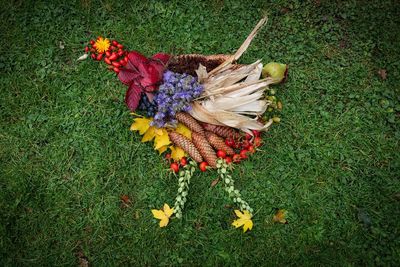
176, 112, 205, 137
191, 132, 217, 168
205, 131, 235, 155
202, 123, 241, 140
169, 132, 203, 163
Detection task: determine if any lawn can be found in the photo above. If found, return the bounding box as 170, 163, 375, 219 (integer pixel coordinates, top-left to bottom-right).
1, 0, 399, 265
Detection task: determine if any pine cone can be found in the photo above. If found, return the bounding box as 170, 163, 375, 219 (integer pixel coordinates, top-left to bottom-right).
191, 132, 217, 168
202, 123, 240, 140
205, 131, 235, 155
176, 112, 205, 137
169, 132, 203, 163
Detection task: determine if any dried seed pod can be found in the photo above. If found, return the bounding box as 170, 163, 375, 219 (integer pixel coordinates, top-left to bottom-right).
191, 132, 217, 167
176, 112, 205, 136
169, 132, 203, 163
202, 123, 240, 139
205, 131, 235, 155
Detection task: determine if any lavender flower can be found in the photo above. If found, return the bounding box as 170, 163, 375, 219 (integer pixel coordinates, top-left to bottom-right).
152, 71, 204, 127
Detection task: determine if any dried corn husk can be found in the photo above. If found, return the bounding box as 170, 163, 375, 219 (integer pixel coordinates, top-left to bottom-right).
189, 17, 276, 134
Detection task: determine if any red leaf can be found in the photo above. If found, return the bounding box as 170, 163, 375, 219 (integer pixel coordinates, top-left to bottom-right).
139, 62, 164, 88
152, 53, 170, 65
125, 83, 142, 111
126, 51, 149, 72
118, 69, 141, 85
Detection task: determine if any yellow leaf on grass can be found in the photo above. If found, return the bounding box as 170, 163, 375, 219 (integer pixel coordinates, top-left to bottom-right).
232, 210, 253, 233
141, 126, 156, 142
157, 145, 169, 154
154, 129, 170, 150
151, 203, 174, 228
175, 123, 192, 139
170, 146, 185, 161
273, 209, 288, 224
130, 117, 152, 135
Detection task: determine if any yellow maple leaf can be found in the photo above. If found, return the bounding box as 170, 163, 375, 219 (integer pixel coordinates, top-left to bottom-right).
151, 203, 174, 227
141, 126, 156, 142
232, 210, 253, 233
157, 145, 169, 154
130, 117, 152, 135
170, 146, 186, 161
154, 128, 171, 150
175, 123, 192, 139
273, 209, 288, 224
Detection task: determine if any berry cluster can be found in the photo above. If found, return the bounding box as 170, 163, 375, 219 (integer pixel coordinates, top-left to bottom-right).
222, 130, 263, 164
138, 93, 158, 117
85, 37, 128, 74
152, 71, 204, 128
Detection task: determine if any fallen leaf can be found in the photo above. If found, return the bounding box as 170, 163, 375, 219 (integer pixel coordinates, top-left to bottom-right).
151, 203, 174, 227
210, 178, 219, 187
154, 128, 171, 149
175, 123, 192, 139
77, 53, 88, 61
377, 69, 387, 80
232, 210, 253, 232
273, 209, 288, 224
170, 146, 185, 161
130, 117, 152, 135
120, 194, 131, 208
141, 126, 156, 142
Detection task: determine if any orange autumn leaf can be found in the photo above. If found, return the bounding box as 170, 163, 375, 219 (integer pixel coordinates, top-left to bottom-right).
273, 209, 288, 224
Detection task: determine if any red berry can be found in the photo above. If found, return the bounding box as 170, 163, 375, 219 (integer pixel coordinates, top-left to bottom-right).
84, 46, 89, 52
252, 130, 260, 137
113, 67, 120, 73
92, 43, 97, 49
104, 58, 111, 65
242, 140, 251, 150
248, 145, 256, 154
105, 51, 111, 57
240, 149, 249, 159
96, 53, 103, 61
110, 45, 117, 51
119, 59, 127, 66
199, 161, 208, 172
118, 50, 124, 57
245, 133, 252, 140
216, 150, 227, 159
112, 61, 121, 68
225, 138, 235, 147
232, 154, 241, 163
89, 40, 95, 45
112, 40, 118, 46
117, 44, 124, 49
254, 136, 262, 147
91, 54, 96, 60
109, 53, 118, 61
170, 162, 179, 173
225, 156, 233, 164
165, 153, 171, 160
180, 157, 187, 166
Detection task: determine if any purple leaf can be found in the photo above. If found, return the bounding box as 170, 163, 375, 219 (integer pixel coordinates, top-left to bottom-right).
152, 53, 170, 65
125, 83, 142, 111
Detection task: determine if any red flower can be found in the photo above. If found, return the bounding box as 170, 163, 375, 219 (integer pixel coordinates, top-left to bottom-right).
118, 51, 170, 111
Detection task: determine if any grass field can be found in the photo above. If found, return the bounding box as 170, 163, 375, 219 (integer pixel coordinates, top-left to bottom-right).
1, 0, 399, 265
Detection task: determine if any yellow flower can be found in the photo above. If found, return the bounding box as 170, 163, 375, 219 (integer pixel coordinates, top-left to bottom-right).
151, 204, 174, 227
232, 210, 253, 232
95, 37, 110, 53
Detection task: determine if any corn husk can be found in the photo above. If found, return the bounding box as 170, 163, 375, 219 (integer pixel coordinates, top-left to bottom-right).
189, 17, 276, 134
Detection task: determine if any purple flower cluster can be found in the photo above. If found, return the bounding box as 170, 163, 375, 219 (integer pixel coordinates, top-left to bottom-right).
152, 71, 204, 128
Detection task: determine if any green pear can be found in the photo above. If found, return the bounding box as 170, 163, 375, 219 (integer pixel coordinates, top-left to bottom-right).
262, 62, 288, 83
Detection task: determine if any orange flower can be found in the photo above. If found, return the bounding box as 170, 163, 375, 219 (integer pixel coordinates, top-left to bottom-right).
95, 37, 110, 53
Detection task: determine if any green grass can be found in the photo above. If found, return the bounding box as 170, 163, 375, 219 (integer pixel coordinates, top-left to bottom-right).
1, 0, 399, 265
